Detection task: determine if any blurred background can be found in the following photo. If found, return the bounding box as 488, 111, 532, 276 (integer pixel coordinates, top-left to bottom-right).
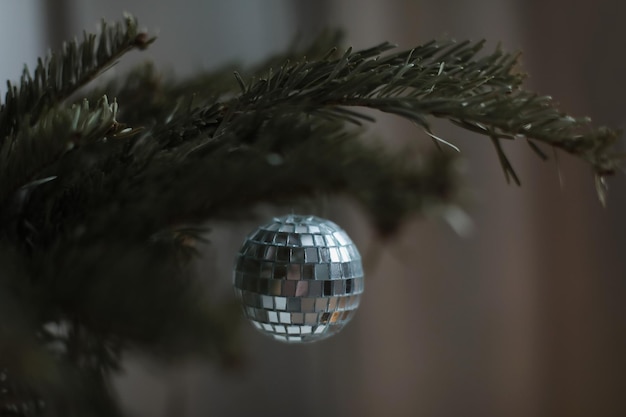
2, 1, 625, 416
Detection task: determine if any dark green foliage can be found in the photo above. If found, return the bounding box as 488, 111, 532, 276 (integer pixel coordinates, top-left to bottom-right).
0, 14, 620, 417
0, 14, 152, 141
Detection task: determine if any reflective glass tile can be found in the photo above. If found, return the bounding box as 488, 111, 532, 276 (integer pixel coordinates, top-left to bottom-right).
300, 325, 313, 334
320, 312, 331, 323
243, 258, 260, 274
259, 279, 269, 293
295, 225, 307, 233
302, 264, 315, 280
261, 295, 273, 309
287, 264, 301, 280
291, 313, 304, 324
345, 278, 353, 294
313, 235, 325, 246
260, 263, 273, 279
243, 275, 259, 292
287, 297, 301, 311
287, 336, 302, 342
279, 312, 291, 324
318, 224, 331, 234
286, 233, 300, 246
261, 231, 274, 243
283, 280, 296, 296
308, 225, 320, 234
243, 243, 256, 256
338, 297, 347, 309
268, 311, 278, 323
334, 232, 349, 245
242, 277, 254, 292
300, 234, 314, 246
314, 325, 327, 334
274, 325, 286, 333
325, 235, 337, 247
295, 281, 309, 297
269, 280, 282, 296
256, 244, 267, 259
291, 248, 305, 263
339, 246, 350, 261
330, 263, 342, 279
275, 297, 287, 310
255, 308, 269, 321
319, 248, 330, 263
273, 264, 287, 279
323, 281, 333, 296
330, 312, 341, 323
315, 264, 329, 280
301, 298, 315, 312
274, 233, 288, 245
315, 298, 328, 311
287, 326, 300, 334
305, 248, 318, 263
334, 280, 344, 294
329, 247, 341, 262
264, 246, 276, 261
327, 297, 338, 310
276, 247, 290, 262
345, 295, 355, 307
307, 281, 322, 297
305, 313, 318, 325
342, 263, 352, 278
274, 335, 287, 341
279, 224, 294, 233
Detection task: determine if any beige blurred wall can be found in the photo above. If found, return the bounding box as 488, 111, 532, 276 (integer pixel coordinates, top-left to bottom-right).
0, 1, 45, 81
26, 1, 626, 416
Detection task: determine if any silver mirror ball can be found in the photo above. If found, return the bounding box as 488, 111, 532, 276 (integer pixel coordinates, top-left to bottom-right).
233, 215, 364, 343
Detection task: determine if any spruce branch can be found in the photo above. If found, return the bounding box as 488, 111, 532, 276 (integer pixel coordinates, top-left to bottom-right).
228, 39, 620, 183
0, 96, 141, 242
88, 30, 347, 128
0, 13, 153, 141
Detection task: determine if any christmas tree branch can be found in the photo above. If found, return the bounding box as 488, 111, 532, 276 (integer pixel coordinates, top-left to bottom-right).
0, 13, 152, 141
0, 97, 141, 208
228, 39, 620, 182
98, 35, 620, 191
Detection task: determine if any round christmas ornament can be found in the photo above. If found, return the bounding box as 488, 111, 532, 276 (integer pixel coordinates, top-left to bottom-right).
233, 215, 364, 343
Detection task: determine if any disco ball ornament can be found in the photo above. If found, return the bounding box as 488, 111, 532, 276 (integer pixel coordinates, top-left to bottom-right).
233, 214, 364, 343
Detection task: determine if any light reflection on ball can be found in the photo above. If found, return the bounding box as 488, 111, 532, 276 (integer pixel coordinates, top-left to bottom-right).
233, 215, 364, 343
